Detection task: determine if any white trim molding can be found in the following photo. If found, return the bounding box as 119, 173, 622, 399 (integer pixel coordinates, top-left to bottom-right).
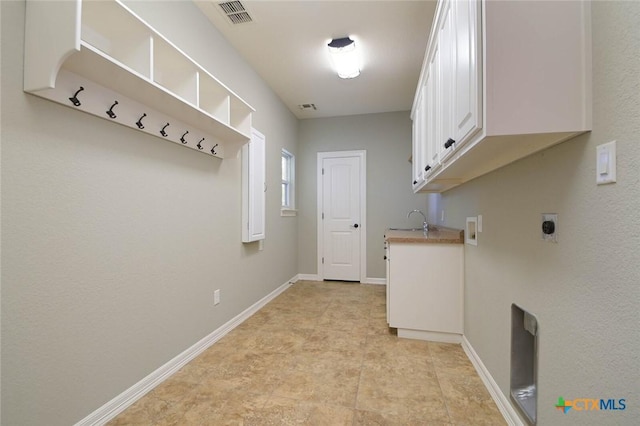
362, 277, 386, 285
399, 329, 462, 344
462, 336, 524, 426
295, 276, 384, 285
75, 277, 296, 426
296, 274, 321, 282
280, 208, 298, 217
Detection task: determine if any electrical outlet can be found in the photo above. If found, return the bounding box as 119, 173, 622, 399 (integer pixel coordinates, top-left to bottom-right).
541, 214, 558, 243
214, 289, 221, 305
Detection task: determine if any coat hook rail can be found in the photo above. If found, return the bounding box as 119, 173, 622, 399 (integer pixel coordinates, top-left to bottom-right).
68, 86, 84, 107
160, 123, 170, 137
136, 113, 146, 129
211, 143, 218, 155
197, 138, 204, 150
106, 101, 118, 119
181, 131, 189, 144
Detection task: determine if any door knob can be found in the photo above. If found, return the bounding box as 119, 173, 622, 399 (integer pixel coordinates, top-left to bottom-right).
352, 223, 359, 228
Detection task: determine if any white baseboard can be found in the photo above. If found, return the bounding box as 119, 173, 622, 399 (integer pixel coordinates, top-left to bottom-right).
296, 273, 320, 281
363, 277, 386, 285
75, 277, 295, 426
461, 336, 523, 426
295, 275, 385, 285
398, 329, 462, 343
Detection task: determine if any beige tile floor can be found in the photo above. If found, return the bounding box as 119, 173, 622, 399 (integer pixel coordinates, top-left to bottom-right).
108, 281, 505, 425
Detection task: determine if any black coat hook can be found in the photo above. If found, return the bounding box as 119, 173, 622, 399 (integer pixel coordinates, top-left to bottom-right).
196, 138, 204, 150
69, 86, 84, 107
136, 113, 146, 129
106, 101, 118, 119
211, 143, 219, 155
160, 123, 170, 137
180, 131, 189, 144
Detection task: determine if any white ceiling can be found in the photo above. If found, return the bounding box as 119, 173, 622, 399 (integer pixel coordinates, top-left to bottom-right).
194, 1, 436, 119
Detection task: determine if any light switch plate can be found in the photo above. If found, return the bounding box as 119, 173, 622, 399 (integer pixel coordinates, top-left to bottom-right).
596, 141, 616, 185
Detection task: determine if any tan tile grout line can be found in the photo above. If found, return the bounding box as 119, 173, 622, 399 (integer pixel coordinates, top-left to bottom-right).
351, 332, 370, 425
113, 282, 499, 425
429, 342, 456, 424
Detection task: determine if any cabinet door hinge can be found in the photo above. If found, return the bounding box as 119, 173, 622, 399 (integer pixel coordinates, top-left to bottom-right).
322, 168, 325, 175
322, 212, 324, 220
322, 257, 324, 264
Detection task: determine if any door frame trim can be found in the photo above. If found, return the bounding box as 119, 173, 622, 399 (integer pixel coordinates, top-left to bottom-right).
316, 150, 367, 282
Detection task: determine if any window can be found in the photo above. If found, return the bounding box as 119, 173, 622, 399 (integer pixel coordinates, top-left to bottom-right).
281, 149, 296, 215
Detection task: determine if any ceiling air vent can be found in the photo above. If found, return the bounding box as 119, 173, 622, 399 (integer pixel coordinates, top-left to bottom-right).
298, 104, 317, 111
218, 1, 253, 24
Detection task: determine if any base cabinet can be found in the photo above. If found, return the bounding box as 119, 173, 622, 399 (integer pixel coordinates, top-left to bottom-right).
387, 242, 463, 342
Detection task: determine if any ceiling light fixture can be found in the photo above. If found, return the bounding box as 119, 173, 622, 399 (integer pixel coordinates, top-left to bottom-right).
327, 37, 360, 79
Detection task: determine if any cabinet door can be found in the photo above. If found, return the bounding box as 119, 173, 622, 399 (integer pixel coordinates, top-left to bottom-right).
411, 93, 424, 189
438, 0, 456, 162
388, 243, 463, 333
412, 82, 432, 190
242, 128, 266, 242
385, 241, 390, 323
426, 45, 440, 168
418, 82, 431, 176
453, 0, 481, 146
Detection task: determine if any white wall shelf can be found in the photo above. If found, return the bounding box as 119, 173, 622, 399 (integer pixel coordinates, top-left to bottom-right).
24, 0, 254, 159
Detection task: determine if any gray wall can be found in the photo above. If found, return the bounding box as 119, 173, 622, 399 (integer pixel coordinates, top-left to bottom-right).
1, 1, 298, 424
434, 2, 640, 425
297, 112, 428, 279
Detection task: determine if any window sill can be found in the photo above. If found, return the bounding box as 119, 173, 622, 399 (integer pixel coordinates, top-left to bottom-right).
281, 209, 298, 217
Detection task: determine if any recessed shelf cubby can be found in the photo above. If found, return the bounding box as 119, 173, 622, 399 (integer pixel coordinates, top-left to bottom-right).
24, 0, 254, 159
199, 74, 231, 126
153, 38, 199, 107
81, 0, 153, 79
230, 96, 253, 137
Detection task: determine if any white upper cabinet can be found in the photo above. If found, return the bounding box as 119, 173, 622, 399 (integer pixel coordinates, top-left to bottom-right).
411, 91, 424, 189
242, 129, 266, 243
425, 62, 438, 174
411, 0, 591, 192
436, 0, 456, 165
24, 0, 254, 159
453, 0, 481, 146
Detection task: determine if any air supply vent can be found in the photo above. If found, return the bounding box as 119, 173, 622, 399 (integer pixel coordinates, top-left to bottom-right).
298, 103, 317, 111
218, 1, 253, 24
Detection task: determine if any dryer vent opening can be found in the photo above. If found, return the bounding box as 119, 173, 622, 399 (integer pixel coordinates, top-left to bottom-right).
510, 304, 538, 425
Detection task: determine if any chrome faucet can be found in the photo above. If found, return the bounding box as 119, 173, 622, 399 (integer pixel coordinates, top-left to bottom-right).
407, 209, 428, 234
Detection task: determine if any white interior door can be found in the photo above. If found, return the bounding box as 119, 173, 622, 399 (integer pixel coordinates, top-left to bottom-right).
319, 152, 365, 282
